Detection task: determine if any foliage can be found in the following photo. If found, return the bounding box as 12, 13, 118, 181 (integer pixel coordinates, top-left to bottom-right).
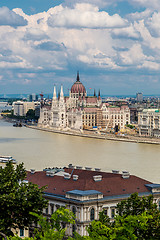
87, 193, 160, 240
0, 162, 47, 237
126, 124, 135, 129
32, 207, 75, 240
4, 193, 160, 240
26, 109, 37, 120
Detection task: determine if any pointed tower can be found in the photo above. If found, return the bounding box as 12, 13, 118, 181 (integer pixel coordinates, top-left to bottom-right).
60, 85, 64, 98
76, 71, 80, 82
97, 89, 102, 106
52, 85, 57, 109
98, 89, 101, 99
94, 89, 96, 97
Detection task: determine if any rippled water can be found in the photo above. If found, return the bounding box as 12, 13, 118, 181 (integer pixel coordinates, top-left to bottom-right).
0, 119, 160, 183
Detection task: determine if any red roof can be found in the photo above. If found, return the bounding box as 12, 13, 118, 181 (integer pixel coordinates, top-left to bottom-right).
83, 107, 99, 113
26, 168, 152, 198
86, 97, 98, 103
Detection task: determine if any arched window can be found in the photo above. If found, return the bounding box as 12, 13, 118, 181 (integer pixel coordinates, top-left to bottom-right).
72, 224, 76, 236
90, 208, 95, 221
72, 206, 76, 216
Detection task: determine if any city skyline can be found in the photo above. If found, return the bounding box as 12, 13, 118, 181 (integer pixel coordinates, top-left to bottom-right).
0, 0, 160, 95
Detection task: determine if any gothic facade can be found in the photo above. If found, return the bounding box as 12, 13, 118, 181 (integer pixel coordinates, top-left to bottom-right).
38, 72, 102, 130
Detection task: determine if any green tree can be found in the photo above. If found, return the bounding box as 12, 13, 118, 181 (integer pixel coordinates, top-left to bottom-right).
32, 207, 75, 240
26, 109, 36, 119
87, 193, 160, 240
0, 162, 47, 237
116, 192, 160, 239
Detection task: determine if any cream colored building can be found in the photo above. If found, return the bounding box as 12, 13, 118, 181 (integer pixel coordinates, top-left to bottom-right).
13, 101, 40, 116
27, 166, 160, 237
138, 109, 160, 137
101, 104, 130, 130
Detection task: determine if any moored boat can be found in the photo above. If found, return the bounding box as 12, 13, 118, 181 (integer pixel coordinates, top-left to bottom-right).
0, 156, 17, 164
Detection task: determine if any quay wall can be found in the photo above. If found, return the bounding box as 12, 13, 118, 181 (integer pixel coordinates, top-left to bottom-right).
25, 125, 160, 145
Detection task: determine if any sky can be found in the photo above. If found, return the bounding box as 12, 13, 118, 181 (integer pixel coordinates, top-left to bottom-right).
0, 0, 160, 95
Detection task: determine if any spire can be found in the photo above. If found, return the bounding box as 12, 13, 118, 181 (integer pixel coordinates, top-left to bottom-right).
98, 89, 101, 100
76, 71, 80, 82
60, 85, 64, 98
94, 89, 96, 97
53, 85, 57, 99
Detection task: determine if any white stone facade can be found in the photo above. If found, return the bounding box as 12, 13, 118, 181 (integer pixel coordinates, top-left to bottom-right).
138, 109, 160, 137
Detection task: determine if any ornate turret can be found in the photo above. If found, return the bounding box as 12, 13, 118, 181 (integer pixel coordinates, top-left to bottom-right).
71, 71, 86, 95
77, 71, 80, 82
98, 89, 101, 100
53, 85, 57, 100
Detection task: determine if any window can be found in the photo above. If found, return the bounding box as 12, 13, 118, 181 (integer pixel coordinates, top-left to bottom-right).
51, 205, 54, 215
103, 209, 108, 216
111, 208, 115, 218
72, 206, 76, 216
46, 207, 48, 215
20, 229, 24, 237
72, 224, 76, 236
90, 208, 95, 221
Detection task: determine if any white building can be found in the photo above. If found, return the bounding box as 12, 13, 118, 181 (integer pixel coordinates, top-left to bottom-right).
27, 166, 160, 237
101, 104, 130, 130
138, 109, 160, 137
38, 72, 130, 131
38, 72, 101, 130
136, 92, 143, 102
13, 101, 40, 116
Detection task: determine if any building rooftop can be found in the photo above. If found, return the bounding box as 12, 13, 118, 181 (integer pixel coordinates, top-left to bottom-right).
26, 167, 152, 200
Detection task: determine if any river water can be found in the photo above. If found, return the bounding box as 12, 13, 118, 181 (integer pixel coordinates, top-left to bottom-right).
0, 119, 160, 183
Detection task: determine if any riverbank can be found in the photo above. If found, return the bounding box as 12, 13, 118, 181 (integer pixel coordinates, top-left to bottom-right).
25, 125, 160, 145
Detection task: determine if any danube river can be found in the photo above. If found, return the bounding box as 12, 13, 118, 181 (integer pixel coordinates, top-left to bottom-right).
0, 120, 160, 183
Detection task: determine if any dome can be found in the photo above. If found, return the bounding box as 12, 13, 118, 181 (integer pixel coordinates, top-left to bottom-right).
71, 72, 86, 94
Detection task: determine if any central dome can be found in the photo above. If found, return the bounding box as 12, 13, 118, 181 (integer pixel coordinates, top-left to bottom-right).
71, 72, 86, 94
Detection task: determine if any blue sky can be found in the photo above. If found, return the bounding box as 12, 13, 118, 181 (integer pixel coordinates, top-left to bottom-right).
0, 0, 160, 95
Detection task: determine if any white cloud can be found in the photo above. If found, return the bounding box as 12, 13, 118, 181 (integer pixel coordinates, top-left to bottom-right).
145, 12, 160, 37
112, 24, 141, 39
48, 3, 128, 29
131, 0, 160, 10
1, 3, 160, 94
0, 7, 27, 27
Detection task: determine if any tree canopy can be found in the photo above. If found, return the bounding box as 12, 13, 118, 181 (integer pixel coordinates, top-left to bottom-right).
0, 162, 47, 237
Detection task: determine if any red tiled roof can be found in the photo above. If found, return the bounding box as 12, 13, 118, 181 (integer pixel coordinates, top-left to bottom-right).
83, 107, 99, 113
86, 97, 97, 103
26, 168, 152, 198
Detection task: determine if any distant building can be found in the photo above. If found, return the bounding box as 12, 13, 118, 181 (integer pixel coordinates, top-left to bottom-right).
27, 166, 160, 237
38, 72, 130, 130
27, 94, 38, 102
136, 92, 143, 102
138, 109, 160, 137
13, 101, 40, 116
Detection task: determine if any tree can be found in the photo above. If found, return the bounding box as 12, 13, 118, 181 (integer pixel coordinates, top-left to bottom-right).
26, 109, 36, 119
87, 193, 160, 240
0, 162, 47, 237
32, 207, 75, 240
116, 192, 160, 239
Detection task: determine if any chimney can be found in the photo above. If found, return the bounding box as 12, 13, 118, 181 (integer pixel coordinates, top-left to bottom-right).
95, 168, 101, 171
76, 166, 83, 169
122, 171, 130, 179
64, 173, 71, 180
93, 175, 102, 182
112, 170, 119, 174
85, 167, 92, 171
73, 175, 79, 181
30, 169, 35, 174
